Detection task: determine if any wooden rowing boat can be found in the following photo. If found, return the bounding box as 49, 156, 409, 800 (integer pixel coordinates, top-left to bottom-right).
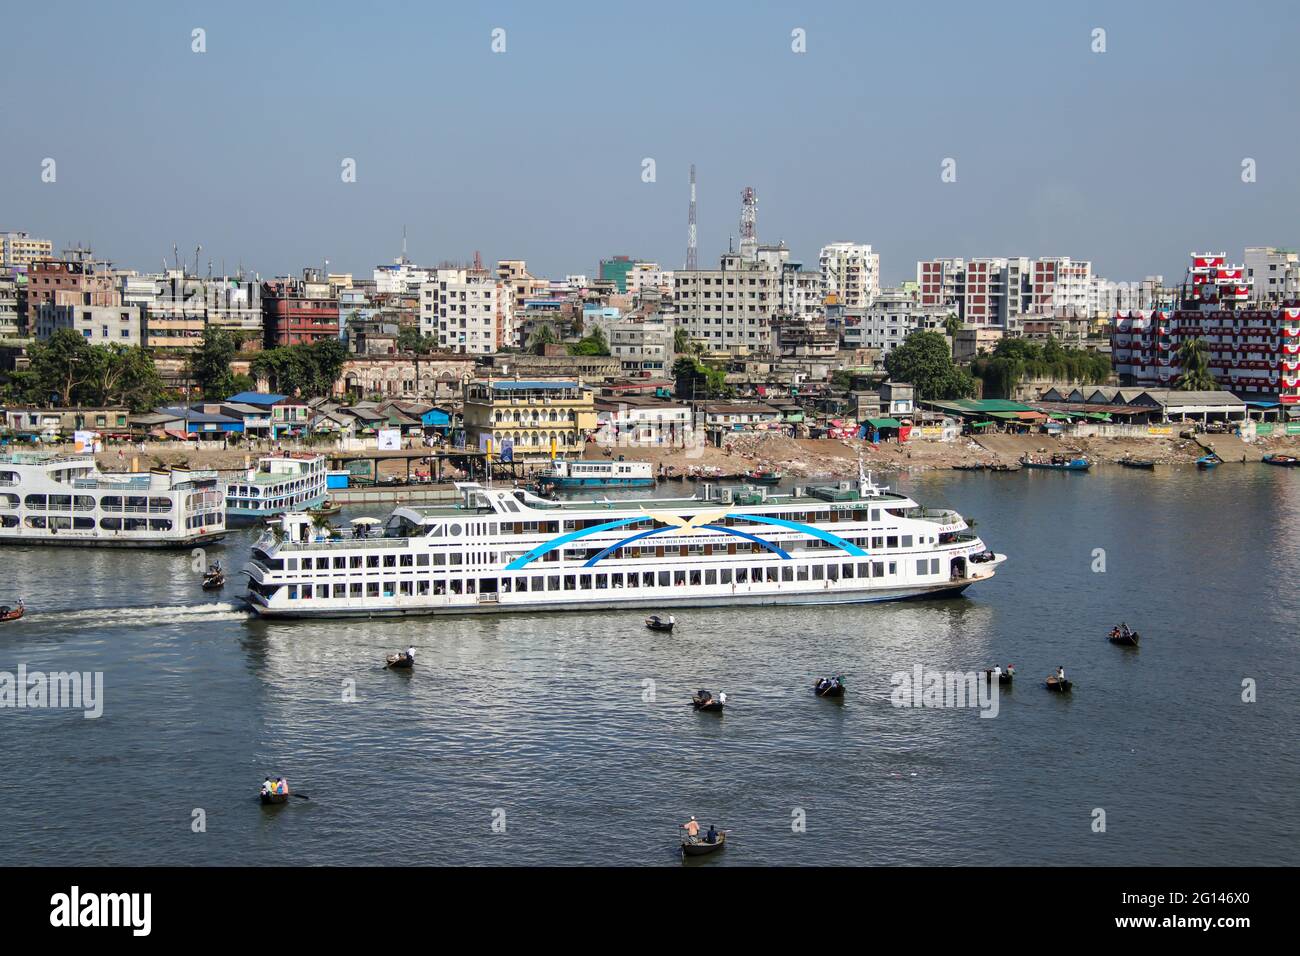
681, 832, 726, 856
1045, 676, 1073, 693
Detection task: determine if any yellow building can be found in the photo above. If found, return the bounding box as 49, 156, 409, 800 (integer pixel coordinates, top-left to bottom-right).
464, 379, 596, 460
1, 231, 53, 268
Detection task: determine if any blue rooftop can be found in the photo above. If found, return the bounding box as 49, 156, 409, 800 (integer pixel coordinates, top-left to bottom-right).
226, 391, 290, 405
490, 381, 578, 390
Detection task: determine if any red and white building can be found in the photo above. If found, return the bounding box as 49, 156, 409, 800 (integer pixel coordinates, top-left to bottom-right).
1112, 253, 1300, 404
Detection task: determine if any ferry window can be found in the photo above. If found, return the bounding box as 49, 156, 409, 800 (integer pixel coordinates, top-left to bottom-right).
350, 583, 362, 597
642, 572, 654, 587
658, 571, 670, 587
917, 560, 927, 575
783, 566, 794, 581
766, 567, 778, 583
871, 537, 883, 549
383, 555, 397, 568
812, 566, 824, 581
450, 554, 462, 565
930, 559, 940, 575
100, 517, 121, 530
416, 554, 428, 566
367, 556, 380, 568
514, 577, 527, 592
286, 559, 298, 571
24, 494, 46, 509
49, 515, 72, 530
887, 536, 898, 549
400, 582, 413, 596
858, 563, 869, 577
889, 562, 897, 575
334, 557, 346, 569
349, 556, 362, 568
367, 583, 380, 597
736, 569, 748, 584
611, 574, 622, 588
25, 515, 47, 529
0, 494, 17, 509
333, 584, 346, 598
627, 574, 639, 588
1, 515, 17, 527
547, 575, 560, 591
842, 564, 854, 578
873, 561, 885, 577
564, 575, 576, 590
449, 524, 462, 536
594, 574, 607, 589
902, 535, 913, 548
287, 586, 298, 600
434, 554, 445, 566
400, 554, 413, 567
674, 571, 687, 586
871, 510, 880, 521
690, 571, 702, 586
720, 569, 731, 584
149, 497, 171, 511
580, 575, 592, 590
416, 581, 429, 596
705, 569, 717, 585
74, 496, 95, 511
797, 566, 809, 581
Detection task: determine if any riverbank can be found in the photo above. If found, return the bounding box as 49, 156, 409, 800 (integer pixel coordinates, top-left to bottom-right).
72, 430, 1300, 484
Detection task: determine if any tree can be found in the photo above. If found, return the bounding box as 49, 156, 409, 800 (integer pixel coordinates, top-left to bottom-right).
83, 344, 165, 411
970, 336, 1111, 399
528, 324, 557, 355
191, 326, 241, 399
569, 325, 610, 356
883, 330, 976, 401
1175, 337, 1216, 391
673, 356, 731, 399
26, 329, 93, 406
673, 326, 692, 354
943, 314, 962, 341
397, 325, 438, 354
250, 337, 348, 398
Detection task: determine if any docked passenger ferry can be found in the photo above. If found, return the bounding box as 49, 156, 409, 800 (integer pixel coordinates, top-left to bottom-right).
243, 464, 1005, 618
223, 454, 327, 524
536, 458, 655, 490
0, 452, 226, 547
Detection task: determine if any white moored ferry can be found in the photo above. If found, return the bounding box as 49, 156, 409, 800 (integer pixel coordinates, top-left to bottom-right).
243, 466, 1005, 618
536, 458, 655, 490
224, 453, 327, 524
0, 453, 226, 548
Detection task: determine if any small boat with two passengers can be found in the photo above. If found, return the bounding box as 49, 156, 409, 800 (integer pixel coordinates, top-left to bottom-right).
681, 828, 727, 857
1118, 457, 1156, 470
984, 664, 1015, 685
1107, 626, 1140, 647
0, 598, 25, 623
1020, 453, 1090, 471
645, 614, 675, 633
201, 563, 226, 591
814, 675, 846, 698
1262, 453, 1300, 467
692, 689, 725, 712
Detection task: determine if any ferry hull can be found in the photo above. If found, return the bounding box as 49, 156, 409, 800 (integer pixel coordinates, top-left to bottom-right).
0, 531, 226, 549
245, 578, 981, 619
539, 478, 656, 489
225, 494, 327, 525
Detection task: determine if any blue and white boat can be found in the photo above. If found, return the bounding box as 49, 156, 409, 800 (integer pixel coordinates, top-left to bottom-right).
1020, 454, 1090, 471
224, 454, 327, 524
536, 459, 655, 490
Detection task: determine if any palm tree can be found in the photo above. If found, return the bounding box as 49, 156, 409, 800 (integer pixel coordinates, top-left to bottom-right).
1175, 337, 1216, 391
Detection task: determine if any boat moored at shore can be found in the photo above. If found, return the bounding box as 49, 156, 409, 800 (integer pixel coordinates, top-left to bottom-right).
242, 463, 1006, 619
535, 458, 655, 490
0, 453, 225, 548
223, 454, 327, 524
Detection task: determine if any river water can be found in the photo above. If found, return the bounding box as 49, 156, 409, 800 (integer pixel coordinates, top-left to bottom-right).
2, 465, 1296, 866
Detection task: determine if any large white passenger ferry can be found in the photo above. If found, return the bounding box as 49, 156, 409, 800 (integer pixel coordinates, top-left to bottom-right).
0, 453, 226, 547
536, 458, 655, 490
243, 465, 1005, 618
224, 453, 327, 524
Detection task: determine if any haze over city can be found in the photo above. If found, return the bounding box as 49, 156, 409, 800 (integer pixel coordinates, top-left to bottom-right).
3, 0, 1299, 282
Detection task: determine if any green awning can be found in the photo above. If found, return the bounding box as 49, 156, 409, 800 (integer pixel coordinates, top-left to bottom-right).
969, 421, 995, 428
865, 418, 902, 428
1049, 413, 1071, 421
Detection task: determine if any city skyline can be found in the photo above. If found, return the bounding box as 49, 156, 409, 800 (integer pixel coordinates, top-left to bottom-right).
2, 0, 1299, 284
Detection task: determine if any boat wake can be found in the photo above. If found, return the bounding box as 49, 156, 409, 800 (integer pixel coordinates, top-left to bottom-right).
31, 601, 253, 626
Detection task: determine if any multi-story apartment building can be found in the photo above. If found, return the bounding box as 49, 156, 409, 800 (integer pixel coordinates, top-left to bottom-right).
819, 242, 880, 310
606, 316, 674, 378
917, 258, 964, 312
844, 288, 950, 355
675, 253, 776, 353
1112, 252, 1300, 404
420, 268, 514, 355
463, 379, 596, 459
0, 231, 53, 268
1245, 246, 1300, 306
33, 292, 145, 346
373, 257, 431, 295
599, 256, 655, 293
1030, 257, 1092, 316
626, 267, 675, 296
144, 275, 262, 349
25, 255, 117, 321
261, 276, 340, 348
594, 395, 694, 447
497, 260, 550, 311
0, 272, 19, 337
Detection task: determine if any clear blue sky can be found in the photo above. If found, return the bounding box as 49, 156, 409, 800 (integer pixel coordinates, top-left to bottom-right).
2, 0, 1298, 284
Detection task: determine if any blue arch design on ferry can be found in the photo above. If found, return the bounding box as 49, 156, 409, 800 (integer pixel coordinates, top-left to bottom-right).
506, 511, 867, 571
